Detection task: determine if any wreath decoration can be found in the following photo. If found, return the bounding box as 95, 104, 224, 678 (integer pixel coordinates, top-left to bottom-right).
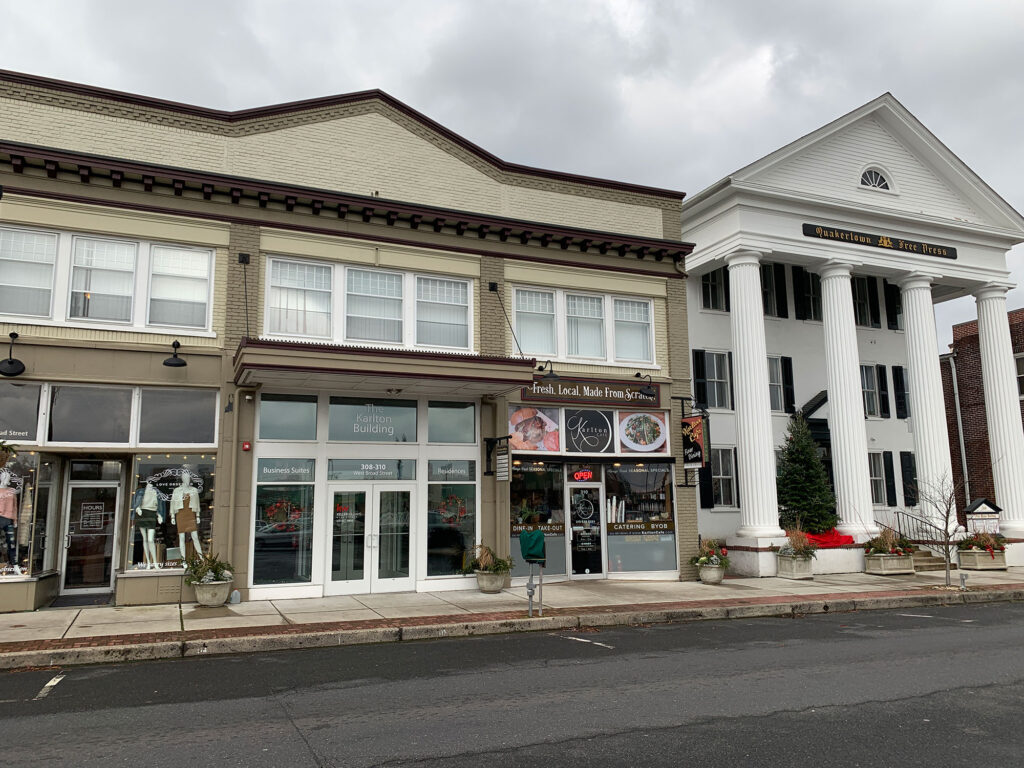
265, 499, 303, 531
436, 494, 468, 527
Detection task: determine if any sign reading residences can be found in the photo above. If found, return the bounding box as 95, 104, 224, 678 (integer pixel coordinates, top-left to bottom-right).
521, 378, 660, 407
802, 224, 957, 260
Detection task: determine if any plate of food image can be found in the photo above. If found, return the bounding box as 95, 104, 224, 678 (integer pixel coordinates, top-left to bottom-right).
509, 406, 560, 451
618, 412, 667, 452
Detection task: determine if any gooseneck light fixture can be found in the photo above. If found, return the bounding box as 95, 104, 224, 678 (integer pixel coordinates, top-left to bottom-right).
162, 340, 187, 368
634, 372, 656, 398
537, 360, 559, 381
0, 332, 25, 377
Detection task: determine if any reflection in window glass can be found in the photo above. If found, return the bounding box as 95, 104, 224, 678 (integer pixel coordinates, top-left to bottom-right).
509, 464, 567, 578
0, 381, 41, 442
515, 289, 556, 356
149, 246, 211, 328
139, 388, 217, 444
0, 228, 56, 317
259, 394, 318, 440
427, 402, 475, 443
268, 259, 332, 337
416, 277, 469, 348
346, 269, 403, 343
49, 386, 132, 443
253, 484, 315, 584
426, 483, 476, 576
329, 398, 417, 442
604, 462, 676, 572
70, 238, 136, 322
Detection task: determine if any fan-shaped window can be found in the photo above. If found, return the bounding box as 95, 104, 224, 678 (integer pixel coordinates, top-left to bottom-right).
860, 169, 890, 190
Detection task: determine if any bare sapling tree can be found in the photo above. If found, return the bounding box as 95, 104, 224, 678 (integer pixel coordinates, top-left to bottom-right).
914, 473, 965, 587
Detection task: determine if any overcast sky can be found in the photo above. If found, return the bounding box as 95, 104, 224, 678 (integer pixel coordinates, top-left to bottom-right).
2, 0, 1022, 347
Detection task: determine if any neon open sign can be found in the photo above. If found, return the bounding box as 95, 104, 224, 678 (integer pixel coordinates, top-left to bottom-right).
573, 469, 594, 481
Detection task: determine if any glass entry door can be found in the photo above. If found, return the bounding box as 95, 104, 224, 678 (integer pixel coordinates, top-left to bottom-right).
60, 483, 121, 593
326, 484, 414, 594
568, 484, 605, 578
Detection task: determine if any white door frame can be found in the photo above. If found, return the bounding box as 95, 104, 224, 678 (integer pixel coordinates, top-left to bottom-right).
566, 482, 606, 580
59, 464, 123, 595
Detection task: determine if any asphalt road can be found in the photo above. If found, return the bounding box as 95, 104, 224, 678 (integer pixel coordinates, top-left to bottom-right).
2, 602, 1023, 767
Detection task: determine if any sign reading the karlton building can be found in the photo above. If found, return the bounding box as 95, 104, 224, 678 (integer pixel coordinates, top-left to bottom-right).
521, 378, 659, 407
802, 224, 957, 259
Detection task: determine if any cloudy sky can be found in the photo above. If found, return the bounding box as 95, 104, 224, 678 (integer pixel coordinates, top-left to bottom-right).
1, 0, 1022, 345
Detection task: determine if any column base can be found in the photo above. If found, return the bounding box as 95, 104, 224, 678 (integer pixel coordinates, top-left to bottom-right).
736, 524, 786, 539
1003, 541, 1024, 567
725, 536, 788, 577
837, 521, 880, 539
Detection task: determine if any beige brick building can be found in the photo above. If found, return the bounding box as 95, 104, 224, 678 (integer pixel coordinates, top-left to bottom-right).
0, 70, 694, 610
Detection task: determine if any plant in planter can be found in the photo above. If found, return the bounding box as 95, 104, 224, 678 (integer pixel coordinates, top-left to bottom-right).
183, 552, 234, 606
957, 532, 1008, 570
863, 529, 915, 575
462, 545, 514, 593
691, 539, 729, 584
0, 440, 18, 469
776, 529, 817, 580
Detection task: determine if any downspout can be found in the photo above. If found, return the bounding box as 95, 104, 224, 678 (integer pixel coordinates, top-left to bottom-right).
948, 352, 970, 507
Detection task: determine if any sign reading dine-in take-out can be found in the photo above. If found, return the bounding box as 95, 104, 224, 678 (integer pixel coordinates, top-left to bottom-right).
521, 378, 659, 407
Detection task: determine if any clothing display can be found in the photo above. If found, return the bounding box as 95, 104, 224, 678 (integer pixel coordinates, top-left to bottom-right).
0, 516, 16, 567
0, 486, 16, 521
171, 485, 200, 534
131, 484, 167, 530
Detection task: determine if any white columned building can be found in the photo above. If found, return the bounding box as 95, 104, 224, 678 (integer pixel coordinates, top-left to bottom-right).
683, 94, 1024, 576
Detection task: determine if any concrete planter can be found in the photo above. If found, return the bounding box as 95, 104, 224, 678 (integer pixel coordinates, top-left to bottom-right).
776, 554, 814, 580
193, 580, 232, 606
958, 549, 1007, 570
864, 554, 915, 575
474, 571, 507, 594
698, 565, 726, 584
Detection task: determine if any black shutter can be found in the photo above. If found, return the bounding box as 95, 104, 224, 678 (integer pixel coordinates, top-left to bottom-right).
692, 350, 708, 409
792, 266, 808, 320
893, 366, 908, 419
876, 364, 890, 418
727, 351, 735, 410
733, 447, 740, 508
781, 356, 795, 414
698, 464, 714, 509
723, 267, 731, 312
867, 277, 881, 328
900, 452, 918, 506
773, 263, 788, 319
883, 451, 897, 507
884, 280, 901, 330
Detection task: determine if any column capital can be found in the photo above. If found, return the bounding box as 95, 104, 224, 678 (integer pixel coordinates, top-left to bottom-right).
897, 272, 938, 292
724, 249, 767, 267
819, 260, 857, 280
974, 282, 1012, 302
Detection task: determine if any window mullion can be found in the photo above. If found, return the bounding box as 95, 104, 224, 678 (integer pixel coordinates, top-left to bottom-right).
333, 264, 343, 343
555, 289, 567, 359
137, 241, 151, 329
406, 273, 416, 346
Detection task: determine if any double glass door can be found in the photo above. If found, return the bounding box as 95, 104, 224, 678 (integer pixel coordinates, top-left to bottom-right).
568, 484, 605, 578
326, 484, 414, 594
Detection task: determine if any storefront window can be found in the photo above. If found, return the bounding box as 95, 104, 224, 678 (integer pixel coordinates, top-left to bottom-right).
329, 397, 417, 442
49, 386, 132, 443
0, 451, 43, 577
605, 463, 676, 572
426, 461, 476, 576
427, 402, 475, 443
509, 463, 567, 577
127, 455, 216, 570
253, 458, 316, 585
259, 394, 318, 440
0, 382, 41, 442
139, 388, 218, 444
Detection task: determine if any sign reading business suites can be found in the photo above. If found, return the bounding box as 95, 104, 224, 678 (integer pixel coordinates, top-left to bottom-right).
522, 378, 659, 407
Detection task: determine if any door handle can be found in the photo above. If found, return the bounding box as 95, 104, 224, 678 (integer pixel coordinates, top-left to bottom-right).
65, 533, 72, 549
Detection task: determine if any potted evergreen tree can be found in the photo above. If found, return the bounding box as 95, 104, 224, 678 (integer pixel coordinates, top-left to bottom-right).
776, 413, 838, 535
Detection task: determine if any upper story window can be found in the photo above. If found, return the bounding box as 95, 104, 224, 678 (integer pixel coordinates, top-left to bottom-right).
868, 452, 886, 505
1016, 355, 1024, 398
701, 267, 727, 311
0, 225, 213, 332
760, 264, 776, 317
793, 266, 823, 322
852, 276, 871, 327
767, 356, 784, 412
265, 258, 472, 351
860, 364, 879, 417
513, 287, 653, 365
860, 169, 890, 190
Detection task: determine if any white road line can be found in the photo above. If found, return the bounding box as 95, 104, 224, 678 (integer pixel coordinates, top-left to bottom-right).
561, 636, 615, 650
898, 614, 934, 618
33, 674, 65, 701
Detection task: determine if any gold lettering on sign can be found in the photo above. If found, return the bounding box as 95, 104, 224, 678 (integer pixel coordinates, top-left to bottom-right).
877, 236, 894, 248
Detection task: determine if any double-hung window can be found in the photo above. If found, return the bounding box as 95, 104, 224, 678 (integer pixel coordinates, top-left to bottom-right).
860, 364, 879, 417
416, 277, 469, 348
767, 356, 784, 412
70, 238, 137, 322
711, 448, 736, 507
1016, 355, 1024, 397
706, 352, 730, 409
268, 260, 332, 337
701, 268, 727, 311
514, 287, 654, 364
852, 276, 872, 327
0, 228, 57, 317
346, 269, 403, 343
761, 265, 777, 317
149, 246, 211, 328
807, 272, 823, 321
868, 452, 886, 505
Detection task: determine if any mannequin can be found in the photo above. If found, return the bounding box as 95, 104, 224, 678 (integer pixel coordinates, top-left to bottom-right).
131, 481, 165, 569
170, 471, 203, 559
0, 471, 19, 575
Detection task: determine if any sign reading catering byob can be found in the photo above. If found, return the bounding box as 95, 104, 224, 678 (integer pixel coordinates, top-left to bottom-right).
522, 378, 659, 407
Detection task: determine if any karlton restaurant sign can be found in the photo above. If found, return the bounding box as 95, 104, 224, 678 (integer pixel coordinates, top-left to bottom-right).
803, 224, 957, 260
521, 378, 660, 407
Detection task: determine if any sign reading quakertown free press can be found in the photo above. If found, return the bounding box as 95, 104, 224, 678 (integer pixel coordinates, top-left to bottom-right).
802, 224, 957, 260
521, 378, 660, 407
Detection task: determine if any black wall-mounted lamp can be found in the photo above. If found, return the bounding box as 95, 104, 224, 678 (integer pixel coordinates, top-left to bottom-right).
537, 360, 559, 381
0, 332, 25, 377
162, 340, 187, 368
634, 372, 656, 398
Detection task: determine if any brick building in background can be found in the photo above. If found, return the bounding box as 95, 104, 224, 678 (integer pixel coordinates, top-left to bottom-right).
942, 309, 1024, 516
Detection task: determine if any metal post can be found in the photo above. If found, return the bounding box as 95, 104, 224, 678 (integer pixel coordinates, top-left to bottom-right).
538, 565, 543, 616
526, 563, 536, 617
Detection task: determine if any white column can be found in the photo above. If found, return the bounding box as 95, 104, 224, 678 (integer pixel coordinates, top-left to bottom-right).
975, 285, 1024, 537
820, 262, 878, 537
727, 251, 784, 538
899, 275, 955, 514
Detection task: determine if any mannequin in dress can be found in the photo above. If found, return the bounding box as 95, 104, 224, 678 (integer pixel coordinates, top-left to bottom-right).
0, 471, 19, 575
170, 471, 203, 559
131, 481, 165, 569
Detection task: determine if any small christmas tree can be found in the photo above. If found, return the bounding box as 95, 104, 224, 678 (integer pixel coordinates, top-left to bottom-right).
777, 412, 838, 533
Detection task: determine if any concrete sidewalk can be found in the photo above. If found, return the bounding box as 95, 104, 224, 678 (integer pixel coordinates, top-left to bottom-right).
2, 568, 1022, 670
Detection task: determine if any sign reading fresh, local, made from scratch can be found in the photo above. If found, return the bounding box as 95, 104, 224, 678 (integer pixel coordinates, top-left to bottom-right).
522, 379, 659, 406
802, 224, 957, 259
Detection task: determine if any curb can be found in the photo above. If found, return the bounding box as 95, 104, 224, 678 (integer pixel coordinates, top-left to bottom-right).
2, 587, 1021, 671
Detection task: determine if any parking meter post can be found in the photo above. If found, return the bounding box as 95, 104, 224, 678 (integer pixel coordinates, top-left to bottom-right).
538, 565, 543, 616
526, 563, 536, 617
